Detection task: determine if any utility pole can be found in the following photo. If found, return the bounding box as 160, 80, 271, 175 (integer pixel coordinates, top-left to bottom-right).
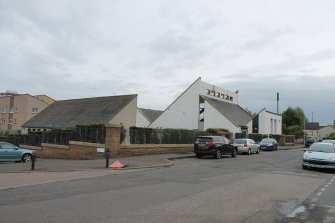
277, 92, 279, 114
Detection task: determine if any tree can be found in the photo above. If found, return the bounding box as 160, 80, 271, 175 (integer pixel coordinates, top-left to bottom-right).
282, 107, 306, 138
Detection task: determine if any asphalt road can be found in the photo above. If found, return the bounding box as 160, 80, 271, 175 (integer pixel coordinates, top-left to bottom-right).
1, 148, 334, 223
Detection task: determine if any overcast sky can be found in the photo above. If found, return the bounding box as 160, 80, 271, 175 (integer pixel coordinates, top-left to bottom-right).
1, 0, 334, 125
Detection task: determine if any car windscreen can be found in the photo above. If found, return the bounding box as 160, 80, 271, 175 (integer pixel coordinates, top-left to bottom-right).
260, 139, 272, 143
322, 140, 335, 144
309, 143, 335, 153
196, 137, 213, 143
234, 139, 247, 144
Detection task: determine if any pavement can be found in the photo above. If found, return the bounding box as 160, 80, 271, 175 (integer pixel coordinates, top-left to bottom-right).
0, 145, 303, 190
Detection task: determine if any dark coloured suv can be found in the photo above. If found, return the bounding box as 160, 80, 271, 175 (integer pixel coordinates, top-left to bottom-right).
194, 136, 238, 159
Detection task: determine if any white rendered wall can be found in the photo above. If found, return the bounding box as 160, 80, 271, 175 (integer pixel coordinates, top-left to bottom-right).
258, 110, 282, 135
204, 101, 241, 134
149, 80, 201, 129
136, 109, 150, 127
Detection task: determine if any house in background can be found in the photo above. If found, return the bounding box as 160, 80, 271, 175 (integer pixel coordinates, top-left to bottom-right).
253, 108, 282, 135
318, 125, 335, 140
304, 122, 320, 139
136, 108, 163, 127
149, 77, 253, 137
0, 91, 51, 133
22, 94, 138, 144
34, 95, 55, 105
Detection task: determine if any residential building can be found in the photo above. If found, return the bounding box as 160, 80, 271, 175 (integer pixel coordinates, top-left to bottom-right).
0, 93, 50, 132
253, 108, 282, 135
21, 94, 138, 143
34, 95, 55, 105
318, 125, 335, 140
304, 122, 319, 139
136, 108, 163, 127
149, 78, 253, 137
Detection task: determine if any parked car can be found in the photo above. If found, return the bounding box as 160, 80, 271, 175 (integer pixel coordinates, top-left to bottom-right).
322, 139, 335, 144
305, 137, 317, 147
233, 138, 260, 155
194, 136, 238, 159
259, 138, 278, 151
0, 142, 33, 162
302, 142, 335, 170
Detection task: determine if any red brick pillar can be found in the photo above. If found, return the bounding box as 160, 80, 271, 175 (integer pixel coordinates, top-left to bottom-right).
105, 124, 121, 155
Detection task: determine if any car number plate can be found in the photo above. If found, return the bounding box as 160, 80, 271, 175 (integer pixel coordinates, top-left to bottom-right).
199, 144, 206, 149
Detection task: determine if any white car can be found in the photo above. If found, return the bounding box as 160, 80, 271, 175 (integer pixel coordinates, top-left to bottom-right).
322, 139, 335, 144
233, 138, 260, 155
302, 142, 335, 170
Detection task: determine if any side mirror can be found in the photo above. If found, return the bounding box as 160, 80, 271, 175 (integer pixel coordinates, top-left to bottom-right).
303, 149, 307, 152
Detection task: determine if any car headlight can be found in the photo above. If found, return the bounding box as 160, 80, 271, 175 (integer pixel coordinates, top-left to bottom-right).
303, 153, 310, 160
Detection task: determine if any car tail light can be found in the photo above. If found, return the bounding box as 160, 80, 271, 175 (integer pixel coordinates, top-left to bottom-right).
207, 141, 216, 145
244, 144, 248, 147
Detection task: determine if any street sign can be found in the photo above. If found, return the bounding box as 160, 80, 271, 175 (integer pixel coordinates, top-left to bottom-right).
97, 147, 105, 153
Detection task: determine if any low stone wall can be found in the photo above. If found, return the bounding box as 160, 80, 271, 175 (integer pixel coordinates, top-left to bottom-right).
118, 144, 193, 157
21, 142, 194, 159
21, 141, 106, 160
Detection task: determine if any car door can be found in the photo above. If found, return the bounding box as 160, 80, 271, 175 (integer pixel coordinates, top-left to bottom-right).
0, 143, 6, 160
1, 142, 21, 161
249, 139, 258, 152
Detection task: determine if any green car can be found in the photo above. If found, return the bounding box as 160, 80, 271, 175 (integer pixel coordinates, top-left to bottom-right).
0, 141, 33, 162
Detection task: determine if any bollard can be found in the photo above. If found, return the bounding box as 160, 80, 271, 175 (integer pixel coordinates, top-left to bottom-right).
105, 147, 110, 168
31, 150, 36, 171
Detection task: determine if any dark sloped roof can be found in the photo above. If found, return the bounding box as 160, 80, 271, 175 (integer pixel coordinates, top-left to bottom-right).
305, 122, 319, 130
22, 94, 137, 128
139, 108, 163, 123
202, 96, 253, 126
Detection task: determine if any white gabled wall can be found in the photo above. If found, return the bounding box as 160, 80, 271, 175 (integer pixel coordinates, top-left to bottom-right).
110, 97, 137, 129
204, 101, 241, 134
136, 109, 150, 127
258, 109, 282, 135
149, 79, 201, 129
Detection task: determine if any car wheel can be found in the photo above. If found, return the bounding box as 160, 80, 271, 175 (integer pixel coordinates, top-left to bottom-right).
214, 149, 221, 159
256, 148, 260, 154
247, 149, 251, 155
232, 149, 237, 158
302, 164, 308, 170
22, 154, 32, 163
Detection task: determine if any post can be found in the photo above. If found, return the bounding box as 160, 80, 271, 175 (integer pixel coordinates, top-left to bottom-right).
105, 147, 110, 168
31, 150, 36, 170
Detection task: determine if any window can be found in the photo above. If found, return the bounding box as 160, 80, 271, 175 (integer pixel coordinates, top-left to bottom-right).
2, 108, 6, 113
13, 119, 17, 124
32, 108, 38, 113
8, 119, 13, 124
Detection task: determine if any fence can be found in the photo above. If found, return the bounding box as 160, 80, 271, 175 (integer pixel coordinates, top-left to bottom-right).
130, 127, 208, 144
0, 125, 105, 147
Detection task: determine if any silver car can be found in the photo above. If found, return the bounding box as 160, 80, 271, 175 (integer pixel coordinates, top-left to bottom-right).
302, 142, 335, 170
233, 138, 260, 155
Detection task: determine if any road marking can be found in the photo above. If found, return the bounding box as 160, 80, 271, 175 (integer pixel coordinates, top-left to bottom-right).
287, 205, 307, 218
